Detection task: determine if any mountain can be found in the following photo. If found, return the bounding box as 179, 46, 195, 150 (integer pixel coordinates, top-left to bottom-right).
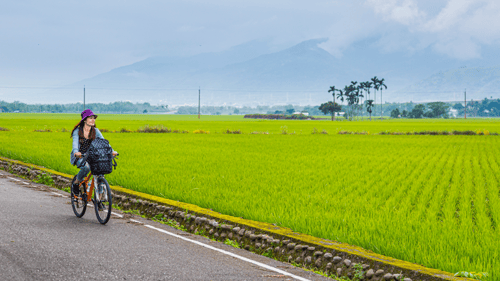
74, 39, 275, 89
46, 38, 500, 106
54, 38, 352, 105
395, 65, 500, 102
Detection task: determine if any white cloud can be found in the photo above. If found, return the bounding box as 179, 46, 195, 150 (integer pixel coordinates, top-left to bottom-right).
365, 0, 500, 59
366, 0, 425, 26
460, 0, 500, 43
423, 0, 477, 32
2, 0, 500, 91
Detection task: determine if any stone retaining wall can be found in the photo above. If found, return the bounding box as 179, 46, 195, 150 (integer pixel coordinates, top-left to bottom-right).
0, 158, 466, 281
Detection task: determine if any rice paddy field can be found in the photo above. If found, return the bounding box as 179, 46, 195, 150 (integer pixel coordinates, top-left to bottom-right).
1, 113, 500, 279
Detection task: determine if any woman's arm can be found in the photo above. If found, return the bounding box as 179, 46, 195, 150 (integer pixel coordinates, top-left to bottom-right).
72, 128, 79, 154
95, 128, 104, 139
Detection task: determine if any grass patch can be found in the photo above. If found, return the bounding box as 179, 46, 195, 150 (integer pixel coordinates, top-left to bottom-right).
223, 239, 241, 249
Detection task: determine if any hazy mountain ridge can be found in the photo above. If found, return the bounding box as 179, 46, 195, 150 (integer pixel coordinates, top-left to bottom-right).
68, 38, 351, 105
397, 65, 500, 102
61, 38, 500, 105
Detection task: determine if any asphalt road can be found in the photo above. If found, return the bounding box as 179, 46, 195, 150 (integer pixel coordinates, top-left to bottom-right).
0, 170, 330, 281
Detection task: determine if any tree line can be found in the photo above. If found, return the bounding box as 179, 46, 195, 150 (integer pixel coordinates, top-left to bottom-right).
0, 101, 168, 114
3, 97, 500, 117
320, 76, 387, 121
0, 100, 326, 116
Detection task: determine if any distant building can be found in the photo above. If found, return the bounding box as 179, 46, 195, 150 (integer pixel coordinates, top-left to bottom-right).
294, 111, 309, 116
449, 108, 458, 117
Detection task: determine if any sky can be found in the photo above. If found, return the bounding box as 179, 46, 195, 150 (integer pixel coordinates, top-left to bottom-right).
1, 0, 499, 103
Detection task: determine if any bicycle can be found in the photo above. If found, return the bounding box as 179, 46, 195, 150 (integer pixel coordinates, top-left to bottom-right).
70, 153, 118, 224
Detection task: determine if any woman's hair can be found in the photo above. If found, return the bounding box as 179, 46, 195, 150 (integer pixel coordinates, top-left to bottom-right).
70, 118, 97, 140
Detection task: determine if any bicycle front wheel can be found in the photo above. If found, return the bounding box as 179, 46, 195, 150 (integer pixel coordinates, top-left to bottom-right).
94, 177, 112, 224
71, 176, 87, 218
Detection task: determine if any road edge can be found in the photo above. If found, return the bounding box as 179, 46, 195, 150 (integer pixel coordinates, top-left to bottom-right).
0, 156, 469, 281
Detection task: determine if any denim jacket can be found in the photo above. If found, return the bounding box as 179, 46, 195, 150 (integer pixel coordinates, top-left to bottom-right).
70, 127, 105, 165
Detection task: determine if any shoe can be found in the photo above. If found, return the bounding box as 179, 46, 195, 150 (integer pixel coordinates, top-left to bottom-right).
72, 182, 80, 195
97, 202, 105, 211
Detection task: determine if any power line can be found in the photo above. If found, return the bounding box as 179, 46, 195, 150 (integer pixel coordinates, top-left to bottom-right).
3, 85, 500, 94
0, 86, 331, 93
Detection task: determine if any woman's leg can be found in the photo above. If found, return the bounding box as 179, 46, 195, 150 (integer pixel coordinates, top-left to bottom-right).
75, 159, 90, 182
73, 159, 89, 194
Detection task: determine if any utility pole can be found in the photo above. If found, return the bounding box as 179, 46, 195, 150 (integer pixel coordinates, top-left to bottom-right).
464, 88, 466, 119
198, 87, 200, 119
83, 85, 86, 111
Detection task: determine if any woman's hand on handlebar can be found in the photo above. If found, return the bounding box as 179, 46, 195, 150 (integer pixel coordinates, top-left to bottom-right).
75, 152, 82, 158
112, 152, 118, 157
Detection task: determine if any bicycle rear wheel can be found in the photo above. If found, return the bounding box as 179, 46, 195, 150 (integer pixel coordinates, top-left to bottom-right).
71, 176, 87, 218
94, 177, 112, 224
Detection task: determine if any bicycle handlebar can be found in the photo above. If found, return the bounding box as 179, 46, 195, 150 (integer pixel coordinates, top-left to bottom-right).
77, 152, 119, 158
75, 153, 119, 169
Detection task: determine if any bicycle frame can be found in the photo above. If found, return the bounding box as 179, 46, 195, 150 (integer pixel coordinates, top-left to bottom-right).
78, 173, 95, 202
72, 152, 117, 224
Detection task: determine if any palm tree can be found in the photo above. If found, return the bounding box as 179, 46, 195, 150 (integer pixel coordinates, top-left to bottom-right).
362, 81, 372, 101
371, 77, 380, 119
350, 82, 358, 120
337, 88, 345, 104
360, 81, 371, 119
328, 86, 337, 103
366, 100, 374, 121
328, 86, 337, 120
366, 81, 373, 119
341, 86, 351, 119
378, 78, 387, 120
342, 84, 359, 121
356, 83, 365, 120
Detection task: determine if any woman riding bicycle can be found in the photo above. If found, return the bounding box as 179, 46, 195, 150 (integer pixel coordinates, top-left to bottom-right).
70, 109, 117, 194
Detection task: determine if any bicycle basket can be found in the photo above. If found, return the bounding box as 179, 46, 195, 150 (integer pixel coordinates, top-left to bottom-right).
87, 138, 113, 175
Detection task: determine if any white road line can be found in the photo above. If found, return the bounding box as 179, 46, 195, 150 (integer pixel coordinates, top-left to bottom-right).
111, 212, 123, 218
3, 173, 307, 280
130, 219, 143, 224
144, 224, 311, 281
104, 210, 124, 218
22, 182, 30, 185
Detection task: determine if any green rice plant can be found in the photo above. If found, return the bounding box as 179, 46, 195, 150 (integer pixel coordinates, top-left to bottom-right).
1, 114, 500, 279
280, 126, 288, 134
137, 124, 171, 133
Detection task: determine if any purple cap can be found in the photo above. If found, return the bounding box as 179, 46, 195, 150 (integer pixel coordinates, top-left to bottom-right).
80, 109, 98, 123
